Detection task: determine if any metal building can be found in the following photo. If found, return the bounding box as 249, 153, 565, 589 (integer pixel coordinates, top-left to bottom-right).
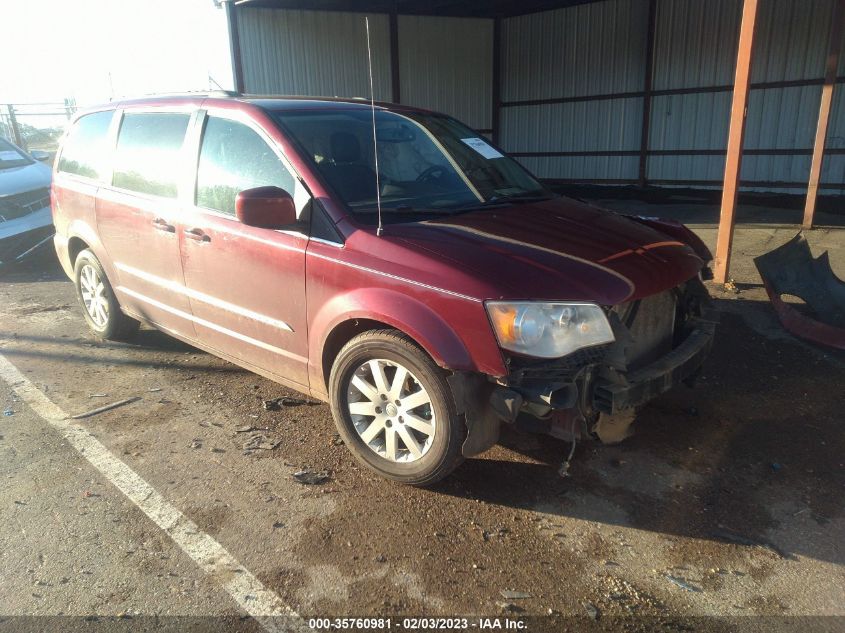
221, 0, 845, 281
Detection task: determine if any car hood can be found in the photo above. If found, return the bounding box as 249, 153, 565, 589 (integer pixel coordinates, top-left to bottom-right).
0, 162, 51, 196
389, 197, 704, 305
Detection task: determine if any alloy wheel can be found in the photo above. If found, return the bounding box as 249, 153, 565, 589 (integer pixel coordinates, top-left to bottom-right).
346, 358, 436, 463
79, 263, 109, 328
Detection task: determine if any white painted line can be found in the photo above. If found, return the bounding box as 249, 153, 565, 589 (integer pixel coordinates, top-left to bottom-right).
0, 352, 306, 633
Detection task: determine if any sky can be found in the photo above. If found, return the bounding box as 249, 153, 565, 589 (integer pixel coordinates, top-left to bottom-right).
1, 0, 233, 108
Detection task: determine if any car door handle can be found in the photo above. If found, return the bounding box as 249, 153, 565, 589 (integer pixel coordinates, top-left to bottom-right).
152, 217, 175, 233
184, 228, 211, 243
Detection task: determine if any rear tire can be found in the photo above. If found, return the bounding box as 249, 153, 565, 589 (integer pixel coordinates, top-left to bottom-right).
74, 249, 139, 341
329, 329, 464, 486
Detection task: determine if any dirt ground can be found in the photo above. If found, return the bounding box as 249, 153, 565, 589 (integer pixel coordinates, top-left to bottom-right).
1, 209, 843, 632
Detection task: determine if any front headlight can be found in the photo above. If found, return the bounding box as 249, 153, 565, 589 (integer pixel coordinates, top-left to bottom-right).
486, 301, 615, 358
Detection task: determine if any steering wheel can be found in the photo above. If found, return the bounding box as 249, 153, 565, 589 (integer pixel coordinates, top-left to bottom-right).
416, 165, 449, 183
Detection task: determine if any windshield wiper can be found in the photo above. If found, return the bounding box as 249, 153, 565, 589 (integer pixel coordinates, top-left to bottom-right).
491, 192, 557, 203
444, 192, 556, 212
352, 204, 454, 215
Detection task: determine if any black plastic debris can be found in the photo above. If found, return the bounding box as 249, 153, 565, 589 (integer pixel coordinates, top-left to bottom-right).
70, 396, 141, 420
292, 470, 331, 485
263, 396, 320, 411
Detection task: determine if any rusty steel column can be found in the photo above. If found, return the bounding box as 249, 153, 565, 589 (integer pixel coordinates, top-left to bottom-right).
713, 0, 759, 285
803, 0, 845, 230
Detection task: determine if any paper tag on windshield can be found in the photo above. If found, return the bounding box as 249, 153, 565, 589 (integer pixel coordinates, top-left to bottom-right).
461, 137, 503, 159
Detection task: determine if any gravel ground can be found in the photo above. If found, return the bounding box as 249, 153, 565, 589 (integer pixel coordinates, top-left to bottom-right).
0, 220, 843, 632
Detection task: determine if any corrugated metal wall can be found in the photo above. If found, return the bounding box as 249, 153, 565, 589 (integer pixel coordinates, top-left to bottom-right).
237, 9, 392, 101
501, 0, 648, 100
236, 9, 493, 132
398, 16, 493, 131
501, 0, 648, 181
647, 0, 834, 191
234, 1, 845, 193
500, 0, 845, 193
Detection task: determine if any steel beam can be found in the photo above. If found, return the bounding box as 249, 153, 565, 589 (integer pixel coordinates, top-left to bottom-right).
389, 1, 401, 103
224, 0, 246, 94
492, 17, 502, 145
803, 0, 845, 230
499, 77, 845, 109
637, 0, 657, 187
713, 0, 759, 285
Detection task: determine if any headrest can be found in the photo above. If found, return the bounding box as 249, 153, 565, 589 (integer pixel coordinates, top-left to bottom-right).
330, 131, 362, 163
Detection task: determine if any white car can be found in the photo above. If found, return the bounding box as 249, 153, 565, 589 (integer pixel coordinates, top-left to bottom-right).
0, 137, 53, 265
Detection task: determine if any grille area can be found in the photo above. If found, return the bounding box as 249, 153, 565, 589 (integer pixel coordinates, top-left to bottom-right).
612, 290, 677, 370
0, 188, 51, 222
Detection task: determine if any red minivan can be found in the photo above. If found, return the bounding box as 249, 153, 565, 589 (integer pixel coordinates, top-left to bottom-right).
52, 94, 716, 485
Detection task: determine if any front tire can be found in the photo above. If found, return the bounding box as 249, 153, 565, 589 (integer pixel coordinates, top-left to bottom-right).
74, 249, 139, 341
329, 329, 464, 486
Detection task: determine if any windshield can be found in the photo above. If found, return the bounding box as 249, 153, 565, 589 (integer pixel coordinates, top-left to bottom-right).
0, 138, 33, 170
274, 109, 551, 222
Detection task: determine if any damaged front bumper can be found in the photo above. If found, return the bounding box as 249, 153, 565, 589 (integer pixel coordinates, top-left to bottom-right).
482, 278, 718, 443
754, 232, 845, 350
452, 278, 717, 455
488, 322, 715, 423
592, 320, 715, 414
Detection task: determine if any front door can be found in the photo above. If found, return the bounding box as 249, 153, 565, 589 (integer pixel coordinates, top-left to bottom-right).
179, 111, 310, 388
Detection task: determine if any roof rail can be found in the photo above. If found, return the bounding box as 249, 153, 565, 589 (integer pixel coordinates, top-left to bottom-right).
114, 90, 242, 101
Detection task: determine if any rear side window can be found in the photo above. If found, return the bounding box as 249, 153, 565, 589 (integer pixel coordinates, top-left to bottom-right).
57, 111, 113, 180
113, 112, 190, 198
196, 116, 295, 216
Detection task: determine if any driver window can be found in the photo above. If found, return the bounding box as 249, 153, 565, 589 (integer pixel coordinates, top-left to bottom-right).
196, 116, 295, 216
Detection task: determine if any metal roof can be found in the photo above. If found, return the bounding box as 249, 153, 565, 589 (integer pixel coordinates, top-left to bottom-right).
229, 0, 602, 19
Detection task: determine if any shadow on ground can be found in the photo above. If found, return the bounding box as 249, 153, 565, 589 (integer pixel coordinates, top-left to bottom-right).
433, 308, 844, 566
0, 331, 242, 374
0, 248, 66, 283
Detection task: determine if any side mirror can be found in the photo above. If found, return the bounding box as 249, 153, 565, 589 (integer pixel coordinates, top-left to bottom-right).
30, 149, 51, 162
235, 186, 297, 229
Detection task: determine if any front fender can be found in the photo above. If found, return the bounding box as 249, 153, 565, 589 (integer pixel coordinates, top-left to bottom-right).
309, 287, 483, 393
